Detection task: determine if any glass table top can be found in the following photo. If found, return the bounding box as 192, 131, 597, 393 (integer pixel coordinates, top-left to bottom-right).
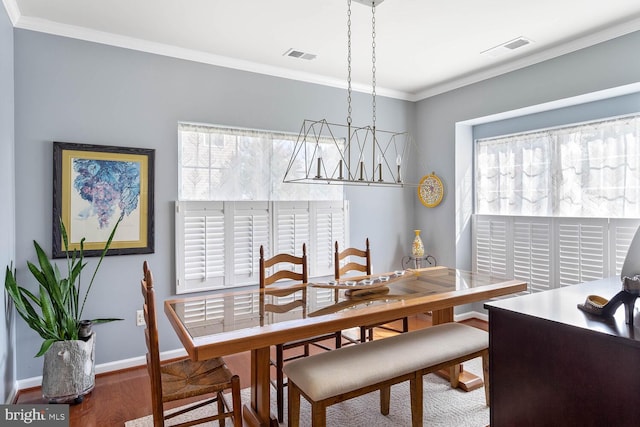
169, 267, 508, 339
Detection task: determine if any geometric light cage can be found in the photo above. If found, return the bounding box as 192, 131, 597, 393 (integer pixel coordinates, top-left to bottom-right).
283, 119, 416, 187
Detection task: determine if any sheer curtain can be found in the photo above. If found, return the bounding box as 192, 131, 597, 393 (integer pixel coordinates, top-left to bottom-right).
476, 114, 640, 218
178, 123, 344, 201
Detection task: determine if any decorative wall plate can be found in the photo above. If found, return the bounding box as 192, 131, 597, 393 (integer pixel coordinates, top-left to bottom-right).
418, 172, 444, 207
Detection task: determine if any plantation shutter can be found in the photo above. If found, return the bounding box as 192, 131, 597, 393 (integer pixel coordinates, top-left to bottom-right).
473, 215, 635, 293
513, 219, 552, 292
273, 201, 310, 265
610, 219, 640, 276
233, 202, 270, 286
556, 219, 607, 287
473, 215, 508, 278
313, 201, 348, 277
176, 200, 348, 293
176, 201, 225, 293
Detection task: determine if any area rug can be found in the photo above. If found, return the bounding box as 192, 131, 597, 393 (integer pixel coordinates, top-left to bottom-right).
125, 358, 488, 426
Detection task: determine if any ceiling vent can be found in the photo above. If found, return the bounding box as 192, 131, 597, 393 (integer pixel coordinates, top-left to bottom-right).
481, 36, 534, 58
283, 48, 317, 61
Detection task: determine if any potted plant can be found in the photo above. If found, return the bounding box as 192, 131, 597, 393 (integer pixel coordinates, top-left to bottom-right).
4, 218, 122, 403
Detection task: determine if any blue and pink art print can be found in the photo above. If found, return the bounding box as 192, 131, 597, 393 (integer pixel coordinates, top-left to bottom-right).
53, 142, 154, 257
72, 158, 140, 230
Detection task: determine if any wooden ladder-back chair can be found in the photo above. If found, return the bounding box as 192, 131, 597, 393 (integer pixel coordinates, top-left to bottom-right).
141, 261, 242, 427
335, 239, 409, 343
259, 244, 342, 423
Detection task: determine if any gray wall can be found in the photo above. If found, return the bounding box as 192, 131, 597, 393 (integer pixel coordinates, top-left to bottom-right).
0, 5, 15, 402
13, 29, 416, 379
415, 31, 640, 270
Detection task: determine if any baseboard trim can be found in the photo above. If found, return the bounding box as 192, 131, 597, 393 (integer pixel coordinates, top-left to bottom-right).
455, 310, 488, 322
15, 348, 188, 391
5, 383, 18, 404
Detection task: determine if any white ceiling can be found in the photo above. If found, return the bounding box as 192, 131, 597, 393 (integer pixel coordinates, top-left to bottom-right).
6, 0, 640, 101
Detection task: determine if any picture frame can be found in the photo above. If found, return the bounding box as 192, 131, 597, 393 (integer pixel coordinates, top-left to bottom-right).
52, 142, 155, 258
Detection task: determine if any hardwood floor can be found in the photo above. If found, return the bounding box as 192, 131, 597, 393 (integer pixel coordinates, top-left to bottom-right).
14, 315, 487, 426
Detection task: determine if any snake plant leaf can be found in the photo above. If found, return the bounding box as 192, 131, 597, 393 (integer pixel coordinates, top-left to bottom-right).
38, 285, 58, 335
4, 267, 28, 313
36, 339, 58, 358
33, 241, 57, 288
78, 216, 122, 320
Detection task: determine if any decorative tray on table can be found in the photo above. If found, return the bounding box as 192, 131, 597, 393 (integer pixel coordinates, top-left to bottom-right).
311, 271, 407, 295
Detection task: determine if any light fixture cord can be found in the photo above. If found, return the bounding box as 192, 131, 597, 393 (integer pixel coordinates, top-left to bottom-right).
371, 1, 377, 132
347, 0, 352, 127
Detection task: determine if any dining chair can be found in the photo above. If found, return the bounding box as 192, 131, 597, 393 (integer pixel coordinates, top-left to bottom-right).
259, 244, 342, 423
335, 239, 409, 343
141, 261, 242, 427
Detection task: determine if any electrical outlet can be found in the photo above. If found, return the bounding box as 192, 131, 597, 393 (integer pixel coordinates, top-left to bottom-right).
136, 309, 145, 327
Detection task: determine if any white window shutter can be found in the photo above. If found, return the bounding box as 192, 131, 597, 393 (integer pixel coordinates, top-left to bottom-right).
312, 201, 347, 278
176, 201, 225, 294
513, 218, 551, 292
556, 218, 607, 287
176, 200, 348, 293
473, 215, 508, 278
273, 201, 310, 258
609, 219, 640, 276
232, 201, 270, 286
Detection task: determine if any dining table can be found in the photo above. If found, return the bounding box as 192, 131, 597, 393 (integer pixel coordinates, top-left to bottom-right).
164, 266, 527, 427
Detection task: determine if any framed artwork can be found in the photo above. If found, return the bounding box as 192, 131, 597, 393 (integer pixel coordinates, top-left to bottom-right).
52, 142, 155, 258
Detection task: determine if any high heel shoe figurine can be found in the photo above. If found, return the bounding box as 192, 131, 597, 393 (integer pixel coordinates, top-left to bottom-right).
577, 275, 640, 326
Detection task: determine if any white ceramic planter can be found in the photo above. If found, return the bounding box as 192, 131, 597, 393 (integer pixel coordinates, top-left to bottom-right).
42, 333, 95, 403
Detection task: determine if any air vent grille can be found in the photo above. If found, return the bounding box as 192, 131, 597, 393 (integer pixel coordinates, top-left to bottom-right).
481, 36, 534, 58
283, 48, 317, 61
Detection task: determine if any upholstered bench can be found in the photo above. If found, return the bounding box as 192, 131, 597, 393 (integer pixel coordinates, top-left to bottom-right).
283, 322, 489, 427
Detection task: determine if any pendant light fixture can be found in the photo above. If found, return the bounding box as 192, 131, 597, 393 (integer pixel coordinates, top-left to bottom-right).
283, 0, 416, 187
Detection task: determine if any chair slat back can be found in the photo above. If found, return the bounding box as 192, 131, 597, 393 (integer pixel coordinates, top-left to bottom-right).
335, 238, 372, 279
141, 261, 165, 427
259, 244, 308, 288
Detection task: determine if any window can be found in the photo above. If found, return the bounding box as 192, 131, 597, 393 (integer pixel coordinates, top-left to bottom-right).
176, 124, 348, 294
179, 123, 343, 201
473, 114, 640, 290
476, 114, 640, 217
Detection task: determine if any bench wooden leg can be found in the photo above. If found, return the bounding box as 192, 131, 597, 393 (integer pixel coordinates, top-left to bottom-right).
380, 386, 390, 415
410, 374, 423, 427
288, 381, 301, 427
311, 402, 326, 427
482, 351, 490, 406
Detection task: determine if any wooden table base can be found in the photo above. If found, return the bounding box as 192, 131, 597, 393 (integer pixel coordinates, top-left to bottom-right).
431, 307, 484, 392
436, 366, 484, 391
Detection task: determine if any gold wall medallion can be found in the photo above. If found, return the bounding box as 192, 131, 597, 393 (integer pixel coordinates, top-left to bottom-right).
418, 172, 444, 207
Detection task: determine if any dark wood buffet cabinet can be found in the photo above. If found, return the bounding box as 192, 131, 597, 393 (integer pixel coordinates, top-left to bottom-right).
485, 276, 640, 427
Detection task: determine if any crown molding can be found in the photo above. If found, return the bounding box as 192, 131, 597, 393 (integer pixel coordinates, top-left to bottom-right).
2, 0, 20, 25
8, 6, 640, 103
13, 15, 412, 101
411, 15, 640, 101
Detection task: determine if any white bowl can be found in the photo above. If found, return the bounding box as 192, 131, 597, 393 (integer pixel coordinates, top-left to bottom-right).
378, 276, 390, 282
